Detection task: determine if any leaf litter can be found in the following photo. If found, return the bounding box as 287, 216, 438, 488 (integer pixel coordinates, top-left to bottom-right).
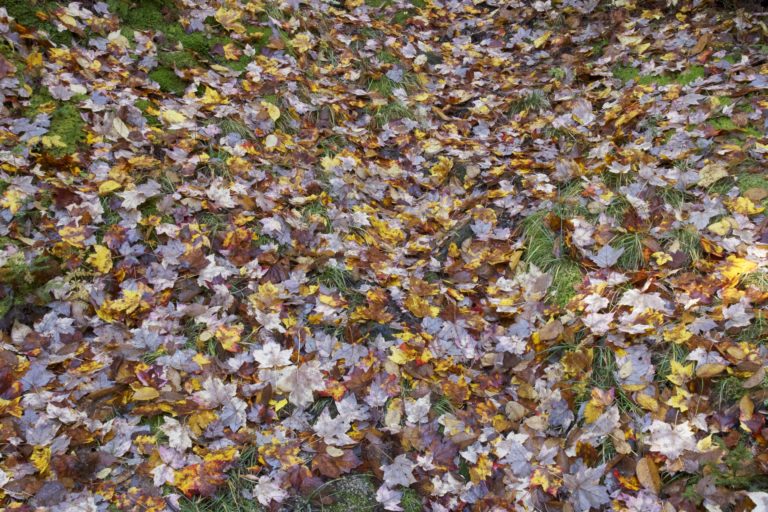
1, 0, 768, 511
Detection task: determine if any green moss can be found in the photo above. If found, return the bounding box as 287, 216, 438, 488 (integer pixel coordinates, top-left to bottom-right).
612, 65, 705, 87
148, 67, 187, 94
612, 65, 639, 82
157, 50, 198, 69
676, 65, 705, 85
323, 475, 378, 512
708, 117, 762, 138
48, 102, 85, 156
107, 0, 174, 30
717, 96, 735, 106
4, 0, 74, 45
591, 38, 609, 57
165, 23, 210, 53
24, 88, 54, 117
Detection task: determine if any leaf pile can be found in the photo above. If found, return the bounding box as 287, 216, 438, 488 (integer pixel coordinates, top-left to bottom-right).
1, 0, 768, 510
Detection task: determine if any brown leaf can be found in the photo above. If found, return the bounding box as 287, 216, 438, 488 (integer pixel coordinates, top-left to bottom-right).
636, 456, 661, 495
312, 447, 361, 478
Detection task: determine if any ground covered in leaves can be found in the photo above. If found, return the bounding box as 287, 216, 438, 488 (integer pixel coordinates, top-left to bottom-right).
1, 0, 768, 510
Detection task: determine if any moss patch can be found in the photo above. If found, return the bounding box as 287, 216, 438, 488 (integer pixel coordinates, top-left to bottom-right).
323, 475, 378, 512
612, 65, 706, 86
47, 102, 85, 156
4, 0, 74, 45
106, 0, 176, 31
148, 68, 187, 94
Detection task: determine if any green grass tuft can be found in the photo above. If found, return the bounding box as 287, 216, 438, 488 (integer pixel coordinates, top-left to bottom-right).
611, 232, 644, 270
521, 212, 582, 306
401, 487, 423, 512
371, 102, 414, 129
509, 91, 550, 115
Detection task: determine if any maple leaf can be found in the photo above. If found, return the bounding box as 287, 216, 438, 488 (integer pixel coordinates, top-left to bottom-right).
647, 420, 696, 460
563, 464, 610, 512
252, 341, 293, 368
589, 245, 624, 268
276, 361, 325, 408
160, 417, 193, 451
313, 409, 355, 446
251, 475, 288, 506
381, 454, 416, 488
376, 485, 404, 512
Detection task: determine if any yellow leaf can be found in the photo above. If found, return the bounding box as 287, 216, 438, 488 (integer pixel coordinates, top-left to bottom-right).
272, 398, 288, 412
292, 33, 313, 53
636, 393, 659, 412
667, 359, 694, 386
730, 196, 765, 215
26, 51, 43, 68
721, 256, 758, 282
87, 245, 113, 274
665, 387, 691, 412
531, 469, 553, 491
0, 397, 23, 417
635, 42, 651, 55
99, 180, 122, 195
388, 346, 410, 365
0, 188, 25, 214
618, 34, 644, 46
533, 31, 552, 48
651, 251, 672, 266
739, 394, 754, 419
161, 109, 187, 125
384, 397, 403, 430
583, 401, 604, 424
404, 294, 439, 318
201, 87, 226, 106
188, 410, 217, 436
215, 324, 242, 353
214, 7, 246, 33
110, 289, 143, 314
59, 225, 87, 248
695, 363, 727, 378
370, 217, 405, 245
708, 218, 733, 236
132, 387, 160, 401
469, 455, 493, 483
696, 434, 715, 452
697, 163, 728, 187
663, 324, 693, 345
223, 43, 241, 60
31, 446, 51, 475
429, 156, 453, 181
193, 352, 210, 367
261, 101, 281, 121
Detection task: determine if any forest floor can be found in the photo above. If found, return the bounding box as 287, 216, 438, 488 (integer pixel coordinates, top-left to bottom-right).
1, 0, 768, 511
